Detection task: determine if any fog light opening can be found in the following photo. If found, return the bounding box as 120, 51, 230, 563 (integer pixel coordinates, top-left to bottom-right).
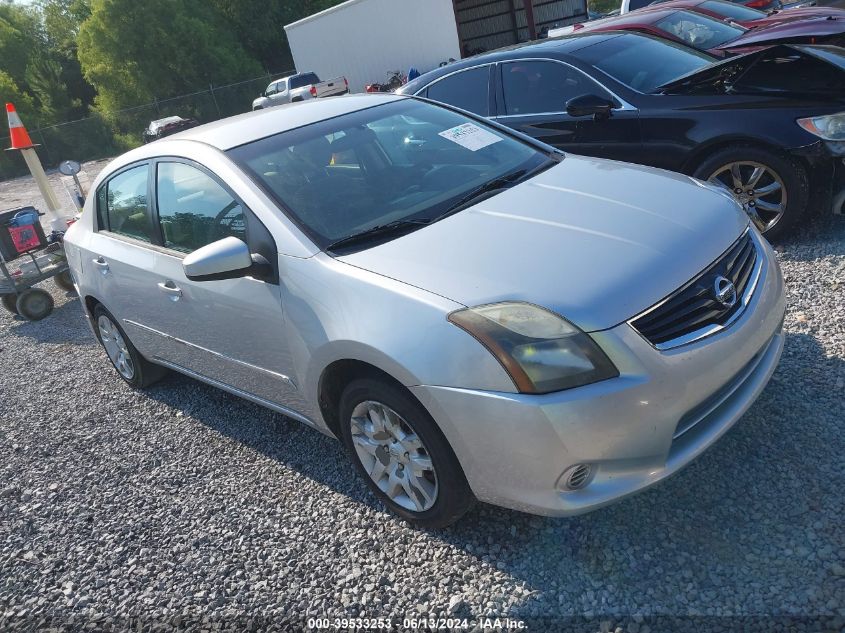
561, 463, 594, 491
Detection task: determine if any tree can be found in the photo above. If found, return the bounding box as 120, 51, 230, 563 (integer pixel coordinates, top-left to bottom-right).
209, 0, 348, 72
77, 0, 262, 117
0, 69, 35, 119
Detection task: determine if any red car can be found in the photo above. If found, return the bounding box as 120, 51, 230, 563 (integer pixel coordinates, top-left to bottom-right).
649, 0, 845, 28
560, 4, 845, 55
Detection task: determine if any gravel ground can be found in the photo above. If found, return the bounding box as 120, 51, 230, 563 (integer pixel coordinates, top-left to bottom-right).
0, 164, 843, 632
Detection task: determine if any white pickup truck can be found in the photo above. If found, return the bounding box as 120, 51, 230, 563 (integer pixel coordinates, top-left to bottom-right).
252, 72, 349, 110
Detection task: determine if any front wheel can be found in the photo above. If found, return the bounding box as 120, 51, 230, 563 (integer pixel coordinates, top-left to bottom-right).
339, 378, 474, 528
693, 145, 808, 241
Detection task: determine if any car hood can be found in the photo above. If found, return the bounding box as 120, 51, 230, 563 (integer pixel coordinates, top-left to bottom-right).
742, 7, 845, 28
656, 43, 845, 96
720, 15, 845, 49
338, 156, 748, 332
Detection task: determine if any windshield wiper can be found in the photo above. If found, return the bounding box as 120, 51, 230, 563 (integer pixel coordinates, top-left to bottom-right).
431, 161, 557, 224
327, 218, 431, 252
434, 168, 528, 220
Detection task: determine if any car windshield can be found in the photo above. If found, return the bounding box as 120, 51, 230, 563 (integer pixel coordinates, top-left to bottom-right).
698, 0, 765, 21
290, 73, 320, 89
575, 33, 716, 92
655, 10, 746, 49
228, 99, 550, 250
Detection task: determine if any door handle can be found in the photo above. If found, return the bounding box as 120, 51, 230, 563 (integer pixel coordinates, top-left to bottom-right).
92, 257, 109, 274
157, 280, 182, 301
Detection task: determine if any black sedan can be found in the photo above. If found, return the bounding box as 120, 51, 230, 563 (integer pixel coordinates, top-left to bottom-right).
399, 33, 845, 238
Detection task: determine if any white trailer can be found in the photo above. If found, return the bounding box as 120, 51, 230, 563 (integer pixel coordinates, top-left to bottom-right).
284, 0, 462, 94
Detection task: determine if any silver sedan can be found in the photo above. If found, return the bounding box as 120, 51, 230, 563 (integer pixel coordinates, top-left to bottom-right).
63, 94, 785, 527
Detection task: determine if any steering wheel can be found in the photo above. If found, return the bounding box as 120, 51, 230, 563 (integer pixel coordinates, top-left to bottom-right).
208, 200, 245, 244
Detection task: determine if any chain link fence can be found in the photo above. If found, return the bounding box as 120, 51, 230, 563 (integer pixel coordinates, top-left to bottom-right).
0, 72, 292, 182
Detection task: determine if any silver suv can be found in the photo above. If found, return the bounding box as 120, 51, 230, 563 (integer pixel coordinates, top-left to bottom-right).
63, 95, 785, 527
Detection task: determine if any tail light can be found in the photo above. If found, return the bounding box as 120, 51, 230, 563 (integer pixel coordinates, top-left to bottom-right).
745, 0, 769, 7
309, 85, 317, 97
344, 77, 348, 88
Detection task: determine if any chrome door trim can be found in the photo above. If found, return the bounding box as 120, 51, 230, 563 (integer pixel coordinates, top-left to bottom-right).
492, 57, 638, 116
124, 319, 298, 390
152, 358, 320, 431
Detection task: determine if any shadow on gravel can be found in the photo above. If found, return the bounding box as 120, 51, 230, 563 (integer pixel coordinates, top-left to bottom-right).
139, 328, 843, 612
775, 214, 845, 263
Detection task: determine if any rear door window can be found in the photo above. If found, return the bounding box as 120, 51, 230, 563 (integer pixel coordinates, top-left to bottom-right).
99, 164, 152, 242
424, 66, 491, 116
155, 162, 247, 254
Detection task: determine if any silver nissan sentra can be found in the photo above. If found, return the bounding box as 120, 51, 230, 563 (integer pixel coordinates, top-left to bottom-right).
63, 94, 785, 527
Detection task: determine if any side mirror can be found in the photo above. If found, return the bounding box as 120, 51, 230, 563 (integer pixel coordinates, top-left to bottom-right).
566, 94, 615, 119
183, 236, 272, 282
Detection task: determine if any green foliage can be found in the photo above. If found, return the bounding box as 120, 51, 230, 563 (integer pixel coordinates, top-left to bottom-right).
77, 0, 262, 116
209, 0, 348, 72
0, 0, 351, 180
0, 69, 35, 118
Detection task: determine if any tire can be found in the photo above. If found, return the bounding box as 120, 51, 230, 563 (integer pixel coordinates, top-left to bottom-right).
339, 378, 474, 528
54, 269, 75, 291
2, 293, 19, 314
15, 288, 54, 321
92, 305, 167, 388
693, 145, 809, 241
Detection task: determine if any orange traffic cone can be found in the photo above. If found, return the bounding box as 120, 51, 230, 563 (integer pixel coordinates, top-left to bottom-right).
6, 103, 35, 150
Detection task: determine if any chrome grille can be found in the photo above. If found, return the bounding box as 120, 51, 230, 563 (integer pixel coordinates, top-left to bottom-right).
632, 231, 758, 348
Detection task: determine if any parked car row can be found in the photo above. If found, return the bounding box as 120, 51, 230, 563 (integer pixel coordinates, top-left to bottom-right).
399, 32, 845, 239
551, 1, 845, 56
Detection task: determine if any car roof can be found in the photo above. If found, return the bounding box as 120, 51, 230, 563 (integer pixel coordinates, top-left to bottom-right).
400, 32, 630, 93
582, 8, 680, 27
165, 93, 404, 150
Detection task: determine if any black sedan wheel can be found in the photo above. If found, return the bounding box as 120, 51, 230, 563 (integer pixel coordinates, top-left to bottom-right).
695, 145, 808, 240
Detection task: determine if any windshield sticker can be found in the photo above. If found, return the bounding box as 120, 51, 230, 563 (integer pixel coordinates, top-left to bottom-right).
438, 123, 503, 151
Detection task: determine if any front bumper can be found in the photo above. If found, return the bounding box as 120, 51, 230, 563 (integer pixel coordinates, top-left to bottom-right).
790, 140, 845, 214
411, 230, 786, 516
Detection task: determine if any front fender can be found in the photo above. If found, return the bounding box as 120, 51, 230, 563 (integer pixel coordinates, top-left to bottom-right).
278, 253, 518, 427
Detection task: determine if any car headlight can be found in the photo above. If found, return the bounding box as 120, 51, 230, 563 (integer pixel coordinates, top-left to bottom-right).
448, 302, 618, 394
797, 112, 845, 141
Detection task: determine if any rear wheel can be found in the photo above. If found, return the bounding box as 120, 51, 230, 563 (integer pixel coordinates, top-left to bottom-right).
16, 288, 54, 321
93, 305, 167, 388
339, 378, 474, 528
2, 293, 19, 314
694, 145, 808, 241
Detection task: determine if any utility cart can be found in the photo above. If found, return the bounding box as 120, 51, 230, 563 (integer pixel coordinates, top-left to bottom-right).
0, 206, 73, 321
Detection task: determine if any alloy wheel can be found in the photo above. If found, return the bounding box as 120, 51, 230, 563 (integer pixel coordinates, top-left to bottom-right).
98, 315, 135, 380
350, 400, 438, 512
708, 161, 787, 233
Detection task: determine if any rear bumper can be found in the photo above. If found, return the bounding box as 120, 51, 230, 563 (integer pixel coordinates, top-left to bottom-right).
411, 230, 786, 516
